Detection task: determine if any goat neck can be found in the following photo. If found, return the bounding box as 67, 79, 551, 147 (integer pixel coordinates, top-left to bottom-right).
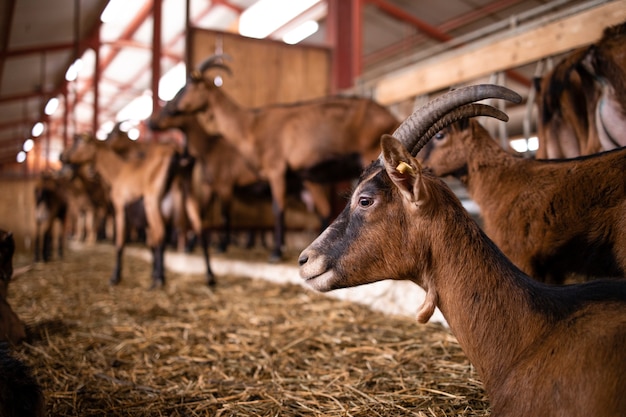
202, 86, 254, 148
301, 135, 548, 383
299, 135, 626, 416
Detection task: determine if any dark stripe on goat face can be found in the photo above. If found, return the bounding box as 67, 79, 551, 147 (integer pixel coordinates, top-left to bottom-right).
331, 165, 406, 288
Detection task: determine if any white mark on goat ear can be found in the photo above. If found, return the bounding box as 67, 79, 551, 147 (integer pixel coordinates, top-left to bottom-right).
396, 161, 415, 175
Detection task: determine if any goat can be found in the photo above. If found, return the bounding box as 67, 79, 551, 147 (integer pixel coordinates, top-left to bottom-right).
584, 22, 626, 151
59, 163, 112, 244
535, 21, 626, 158
0, 230, 26, 345
175, 55, 399, 261
419, 110, 626, 284
60, 133, 215, 288
298, 84, 626, 417
149, 93, 270, 252
33, 171, 68, 262
103, 124, 200, 251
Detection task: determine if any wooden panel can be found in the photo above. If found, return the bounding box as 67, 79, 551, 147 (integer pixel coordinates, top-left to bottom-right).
189, 28, 331, 107
0, 178, 36, 252
375, 1, 626, 104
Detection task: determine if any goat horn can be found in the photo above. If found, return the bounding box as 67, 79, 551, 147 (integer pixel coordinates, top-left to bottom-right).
410, 103, 509, 156
197, 54, 233, 75
390, 84, 521, 156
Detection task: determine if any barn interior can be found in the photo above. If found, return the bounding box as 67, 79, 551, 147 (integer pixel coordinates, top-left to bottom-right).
0, 1, 624, 415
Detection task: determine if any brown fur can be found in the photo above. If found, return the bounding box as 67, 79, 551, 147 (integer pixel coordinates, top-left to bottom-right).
60, 134, 215, 288
59, 164, 111, 244
299, 135, 626, 417
175, 69, 399, 260
535, 22, 626, 158
33, 171, 69, 262
149, 102, 272, 250
419, 119, 626, 283
0, 230, 26, 345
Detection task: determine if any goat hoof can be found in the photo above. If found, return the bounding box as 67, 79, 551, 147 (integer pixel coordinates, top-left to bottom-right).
206, 274, 217, 287
150, 278, 165, 290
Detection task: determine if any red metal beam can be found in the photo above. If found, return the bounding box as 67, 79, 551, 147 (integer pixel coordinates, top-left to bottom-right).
92, 28, 100, 136
366, 0, 451, 42
0, 0, 17, 84
212, 0, 244, 15
363, 0, 531, 88
353, 0, 363, 81
100, 39, 181, 60
99, 1, 218, 114
74, 0, 154, 105
151, 0, 163, 119
364, 0, 526, 66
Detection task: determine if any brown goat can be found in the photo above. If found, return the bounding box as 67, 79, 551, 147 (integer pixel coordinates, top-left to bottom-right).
298, 85, 626, 417
60, 133, 214, 288
584, 22, 626, 150
149, 93, 278, 251
419, 115, 626, 284
535, 21, 626, 158
0, 230, 26, 345
60, 164, 111, 244
33, 171, 69, 262
175, 55, 399, 261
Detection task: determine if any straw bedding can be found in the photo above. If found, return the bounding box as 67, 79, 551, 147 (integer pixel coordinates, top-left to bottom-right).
8, 244, 489, 416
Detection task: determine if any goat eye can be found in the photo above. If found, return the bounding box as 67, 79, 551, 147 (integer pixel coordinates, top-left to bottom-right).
434, 132, 445, 140
358, 196, 373, 208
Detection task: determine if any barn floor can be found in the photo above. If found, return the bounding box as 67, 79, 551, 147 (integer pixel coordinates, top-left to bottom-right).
8, 242, 489, 416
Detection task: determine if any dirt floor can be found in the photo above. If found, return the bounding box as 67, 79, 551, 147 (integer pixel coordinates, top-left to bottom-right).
8, 242, 489, 416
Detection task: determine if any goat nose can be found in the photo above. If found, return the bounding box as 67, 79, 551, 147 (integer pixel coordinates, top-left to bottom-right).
298, 253, 308, 267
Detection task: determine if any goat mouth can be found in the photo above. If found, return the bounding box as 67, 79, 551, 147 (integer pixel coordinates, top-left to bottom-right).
302, 269, 336, 292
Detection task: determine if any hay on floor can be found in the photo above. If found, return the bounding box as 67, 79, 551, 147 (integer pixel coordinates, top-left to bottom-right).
9, 244, 489, 416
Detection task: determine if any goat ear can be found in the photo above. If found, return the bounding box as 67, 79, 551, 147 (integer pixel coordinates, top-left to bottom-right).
381, 134, 426, 204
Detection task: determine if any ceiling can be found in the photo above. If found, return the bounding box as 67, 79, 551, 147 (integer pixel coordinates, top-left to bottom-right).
0, 0, 601, 170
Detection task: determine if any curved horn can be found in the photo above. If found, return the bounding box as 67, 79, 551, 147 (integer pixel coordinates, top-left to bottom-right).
410, 103, 509, 156
195, 54, 233, 78
390, 84, 521, 156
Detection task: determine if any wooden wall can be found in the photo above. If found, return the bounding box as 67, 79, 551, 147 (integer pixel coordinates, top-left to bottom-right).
0, 178, 36, 253
189, 28, 331, 106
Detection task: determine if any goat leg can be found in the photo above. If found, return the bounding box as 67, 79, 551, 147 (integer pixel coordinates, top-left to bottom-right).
150, 244, 166, 289
42, 230, 52, 262
199, 228, 216, 286
34, 225, 41, 262
110, 246, 123, 286
216, 201, 231, 253
269, 200, 285, 263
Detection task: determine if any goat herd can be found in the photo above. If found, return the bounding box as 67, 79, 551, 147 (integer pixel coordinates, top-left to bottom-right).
2, 21, 626, 417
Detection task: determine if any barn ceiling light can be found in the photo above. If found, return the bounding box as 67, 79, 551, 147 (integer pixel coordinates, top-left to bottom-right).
116, 93, 152, 122
510, 137, 539, 153
158, 62, 186, 101
100, 0, 126, 23
31, 122, 44, 137
239, 0, 321, 39
23, 139, 34, 153
283, 20, 318, 44
96, 120, 116, 140
16, 151, 26, 164
44, 97, 59, 116
65, 58, 83, 81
